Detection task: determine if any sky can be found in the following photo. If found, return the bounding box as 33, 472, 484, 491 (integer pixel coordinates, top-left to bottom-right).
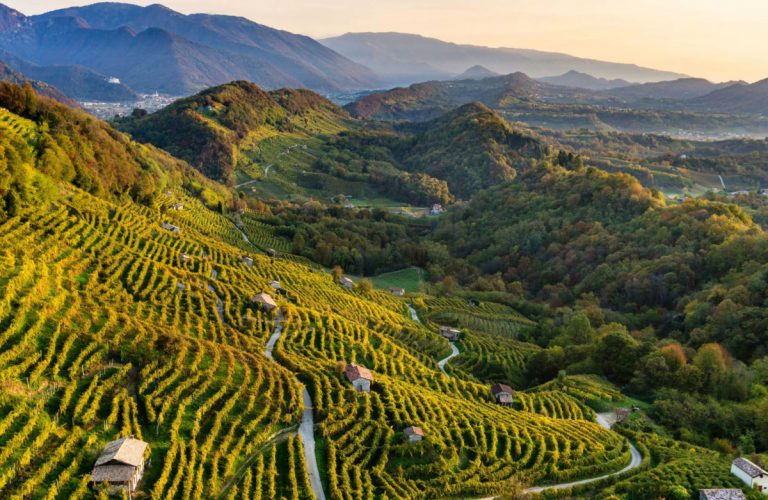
10, 0, 768, 82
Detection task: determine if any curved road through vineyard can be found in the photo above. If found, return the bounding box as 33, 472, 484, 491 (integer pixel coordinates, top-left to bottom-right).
405, 305, 643, 497
264, 311, 327, 500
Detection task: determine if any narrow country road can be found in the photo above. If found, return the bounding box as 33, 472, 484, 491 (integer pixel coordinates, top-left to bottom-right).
474, 415, 641, 499
263, 311, 327, 500
437, 342, 460, 375
522, 414, 642, 494
407, 304, 420, 323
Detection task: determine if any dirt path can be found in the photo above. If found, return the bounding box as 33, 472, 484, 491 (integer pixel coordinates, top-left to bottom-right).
437, 342, 460, 376
407, 304, 420, 323
263, 311, 327, 500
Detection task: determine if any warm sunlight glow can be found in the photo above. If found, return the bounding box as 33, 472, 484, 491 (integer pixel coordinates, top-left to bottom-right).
12, 0, 768, 82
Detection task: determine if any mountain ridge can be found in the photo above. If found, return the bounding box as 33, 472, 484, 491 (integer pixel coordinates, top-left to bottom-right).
321, 32, 688, 86
0, 2, 381, 96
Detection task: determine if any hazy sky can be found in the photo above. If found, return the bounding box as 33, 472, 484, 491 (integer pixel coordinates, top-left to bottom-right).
10, 0, 768, 82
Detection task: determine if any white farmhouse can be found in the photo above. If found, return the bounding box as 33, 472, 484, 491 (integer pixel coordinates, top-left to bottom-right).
731, 457, 768, 493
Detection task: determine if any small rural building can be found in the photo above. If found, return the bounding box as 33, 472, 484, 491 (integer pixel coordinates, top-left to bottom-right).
252, 293, 278, 311
728, 190, 751, 198
179, 253, 191, 263
430, 204, 444, 215
491, 383, 515, 406
345, 363, 373, 392
731, 457, 768, 492
614, 408, 631, 421
242, 256, 253, 267
266, 248, 277, 257
160, 222, 180, 234
403, 426, 425, 443
439, 326, 461, 341
176, 282, 186, 292
699, 490, 746, 500
90, 437, 148, 493
269, 280, 282, 291
340, 277, 354, 290
171, 203, 184, 211
389, 287, 405, 296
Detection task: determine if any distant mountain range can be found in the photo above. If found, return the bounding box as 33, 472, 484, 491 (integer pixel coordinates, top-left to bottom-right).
321, 32, 688, 86
694, 78, 768, 114
0, 49, 138, 101
0, 2, 380, 97
605, 77, 743, 101
539, 70, 630, 91
0, 59, 75, 104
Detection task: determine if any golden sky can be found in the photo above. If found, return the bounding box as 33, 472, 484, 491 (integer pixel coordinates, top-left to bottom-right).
13, 0, 768, 82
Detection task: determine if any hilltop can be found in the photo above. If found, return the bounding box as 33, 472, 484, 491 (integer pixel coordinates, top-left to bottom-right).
115, 81, 351, 181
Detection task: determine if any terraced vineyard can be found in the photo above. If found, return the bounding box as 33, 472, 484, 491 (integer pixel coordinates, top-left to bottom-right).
417, 297, 540, 385
0, 180, 640, 498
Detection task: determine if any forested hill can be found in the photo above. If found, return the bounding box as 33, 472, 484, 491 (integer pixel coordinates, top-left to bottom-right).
429, 164, 767, 351
0, 81, 229, 217
115, 81, 351, 182
400, 102, 550, 198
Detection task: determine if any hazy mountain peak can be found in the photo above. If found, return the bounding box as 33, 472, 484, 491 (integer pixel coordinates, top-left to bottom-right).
457, 65, 500, 80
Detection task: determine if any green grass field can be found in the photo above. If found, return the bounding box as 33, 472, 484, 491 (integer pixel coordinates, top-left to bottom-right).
369, 267, 425, 293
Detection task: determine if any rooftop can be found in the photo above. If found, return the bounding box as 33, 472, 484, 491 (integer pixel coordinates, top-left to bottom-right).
700, 489, 747, 500
404, 426, 425, 437
491, 383, 515, 396
733, 457, 766, 478
95, 437, 148, 468
345, 363, 373, 382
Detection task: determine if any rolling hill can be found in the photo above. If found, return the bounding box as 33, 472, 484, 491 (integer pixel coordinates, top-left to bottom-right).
539, 70, 630, 90
0, 2, 380, 96
321, 32, 687, 86
605, 77, 742, 101
0, 49, 138, 101
694, 78, 768, 114
0, 60, 75, 105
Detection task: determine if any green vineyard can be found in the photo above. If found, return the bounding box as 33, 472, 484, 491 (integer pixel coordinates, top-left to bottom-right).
0, 177, 637, 498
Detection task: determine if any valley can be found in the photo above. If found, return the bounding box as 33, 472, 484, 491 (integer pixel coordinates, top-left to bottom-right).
1, 2, 768, 498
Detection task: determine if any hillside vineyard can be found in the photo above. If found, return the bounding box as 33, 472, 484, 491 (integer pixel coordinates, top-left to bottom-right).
4, 33, 768, 496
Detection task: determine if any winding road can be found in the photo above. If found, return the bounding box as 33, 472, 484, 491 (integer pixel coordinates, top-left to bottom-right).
406, 304, 420, 323
522, 413, 642, 494
264, 311, 327, 500
438, 343, 460, 376
409, 304, 461, 376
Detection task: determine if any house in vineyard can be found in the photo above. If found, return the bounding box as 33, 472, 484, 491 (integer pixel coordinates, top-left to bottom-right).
699, 489, 746, 500
439, 326, 461, 341
242, 256, 253, 267
179, 253, 191, 263
266, 248, 277, 257
389, 287, 405, 296
491, 383, 515, 406
403, 426, 425, 443
345, 363, 373, 392
252, 292, 278, 311
171, 202, 184, 210
161, 222, 181, 234
614, 408, 631, 421
269, 280, 282, 291
340, 277, 355, 290
731, 457, 768, 492
90, 437, 148, 493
